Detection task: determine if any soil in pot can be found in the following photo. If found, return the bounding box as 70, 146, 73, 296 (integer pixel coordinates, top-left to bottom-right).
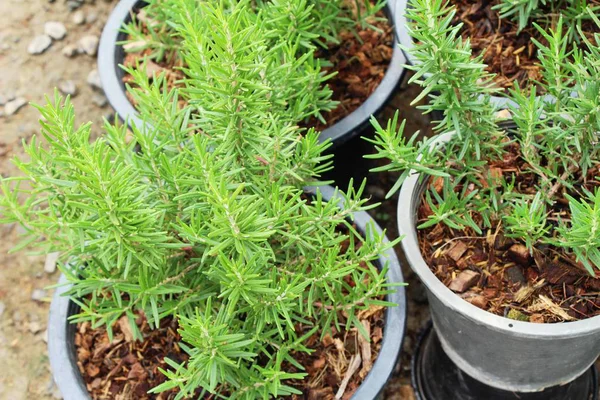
121, 7, 394, 131
448, 0, 600, 93
416, 141, 600, 324
74, 226, 388, 399
74, 304, 385, 399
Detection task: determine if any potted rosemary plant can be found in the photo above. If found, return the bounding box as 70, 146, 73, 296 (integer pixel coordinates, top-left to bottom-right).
0, 4, 406, 398
368, 0, 600, 394
98, 0, 406, 147
397, 0, 600, 108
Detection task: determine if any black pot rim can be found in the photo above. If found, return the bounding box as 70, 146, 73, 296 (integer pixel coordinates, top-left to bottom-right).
97, 0, 406, 148
48, 184, 408, 400
411, 321, 599, 400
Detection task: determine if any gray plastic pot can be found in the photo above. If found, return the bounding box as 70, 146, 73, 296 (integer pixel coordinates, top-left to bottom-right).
98, 0, 406, 149
48, 185, 407, 400
397, 132, 600, 392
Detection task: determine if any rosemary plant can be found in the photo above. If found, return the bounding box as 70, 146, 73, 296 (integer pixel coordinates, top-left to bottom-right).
494, 0, 600, 35
0, 4, 399, 398
368, 0, 600, 275
121, 0, 387, 125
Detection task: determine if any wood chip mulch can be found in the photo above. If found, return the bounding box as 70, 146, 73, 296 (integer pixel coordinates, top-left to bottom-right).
75, 306, 385, 399
75, 314, 194, 400
450, 0, 600, 92
417, 142, 600, 323
304, 17, 394, 131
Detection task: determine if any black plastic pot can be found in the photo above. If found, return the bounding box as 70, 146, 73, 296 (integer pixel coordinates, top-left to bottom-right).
98, 0, 407, 149
412, 321, 599, 400
397, 132, 600, 392
48, 185, 408, 400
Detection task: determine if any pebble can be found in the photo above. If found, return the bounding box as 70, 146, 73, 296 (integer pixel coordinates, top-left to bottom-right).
57, 80, 77, 97
86, 12, 98, 24
78, 35, 99, 56
44, 21, 67, 40
31, 289, 47, 302
44, 252, 60, 274
67, 0, 83, 11
92, 93, 108, 107
27, 34, 52, 55
72, 10, 85, 25
62, 44, 78, 57
4, 97, 27, 116
0, 301, 5, 319
87, 69, 102, 90
29, 321, 43, 334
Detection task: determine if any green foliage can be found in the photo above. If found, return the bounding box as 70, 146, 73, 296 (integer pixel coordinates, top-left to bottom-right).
493, 0, 600, 35
552, 190, 600, 275
122, 0, 386, 59
120, 0, 386, 126
503, 193, 549, 252
0, 4, 400, 399
402, 0, 503, 160
370, 0, 600, 275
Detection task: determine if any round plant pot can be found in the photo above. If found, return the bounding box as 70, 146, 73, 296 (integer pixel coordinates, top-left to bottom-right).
98, 0, 406, 149
411, 321, 599, 400
396, 133, 600, 392
48, 185, 408, 400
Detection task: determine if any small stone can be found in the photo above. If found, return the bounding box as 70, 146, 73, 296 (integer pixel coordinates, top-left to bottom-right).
72, 10, 85, 25
78, 35, 99, 56
506, 265, 526, 284
57, 80, 77, 97
86, 12, 98, 24
29, 321, 43, 334
0, 301, 5, 319
42, 329, 49, 343
87, 69, 102, 90
44, 252, 60, 274
4, 97, 27, 116
44, 22, 67, 40
92, 93, 107, 107
67, 0, 82, 11
31, 289, 47, 302
27, 34, 52, 55
62, 44, 78, 57
449, 270, 480, 293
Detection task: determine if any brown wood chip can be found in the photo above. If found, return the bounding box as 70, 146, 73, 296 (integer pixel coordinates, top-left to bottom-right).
446, 241, 468, 261
449, 270, 480, 293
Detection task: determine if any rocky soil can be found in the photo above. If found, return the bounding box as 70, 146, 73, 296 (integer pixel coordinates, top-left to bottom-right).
0, 0, 115, 398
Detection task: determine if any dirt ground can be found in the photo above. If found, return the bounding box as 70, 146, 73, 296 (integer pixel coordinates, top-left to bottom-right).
0, 0, 117, 398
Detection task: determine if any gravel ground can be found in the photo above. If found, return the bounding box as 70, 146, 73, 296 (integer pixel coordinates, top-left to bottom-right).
0, 0, 538, 399
0, 0, 116, 398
